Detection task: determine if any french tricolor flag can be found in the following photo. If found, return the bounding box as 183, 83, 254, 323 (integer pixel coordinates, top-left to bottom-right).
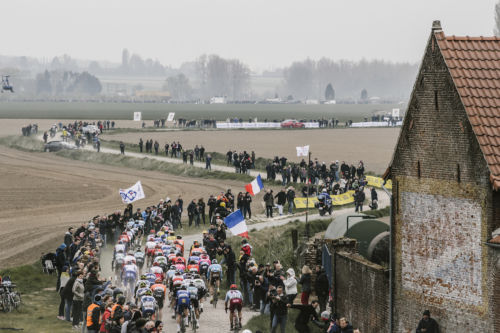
245, 175, 264, 196
224, 210, 249, 239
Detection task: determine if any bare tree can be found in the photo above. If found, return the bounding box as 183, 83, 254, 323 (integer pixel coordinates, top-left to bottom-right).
229, 59, 251, 101
206, 54, 230, 97
194, 54, 208, 96
162, 73, 193, 100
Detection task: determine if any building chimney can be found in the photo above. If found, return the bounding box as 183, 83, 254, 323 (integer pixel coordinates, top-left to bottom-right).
432, 20, 442, 31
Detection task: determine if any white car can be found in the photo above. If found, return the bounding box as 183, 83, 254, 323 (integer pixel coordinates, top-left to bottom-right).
324, 100, 336, 105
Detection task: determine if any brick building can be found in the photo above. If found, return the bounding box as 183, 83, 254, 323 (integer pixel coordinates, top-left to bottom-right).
383, 21, 500, 332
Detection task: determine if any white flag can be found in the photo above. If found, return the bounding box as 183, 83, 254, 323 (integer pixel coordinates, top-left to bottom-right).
119, 181, 146, 203
296, 145, 310, 156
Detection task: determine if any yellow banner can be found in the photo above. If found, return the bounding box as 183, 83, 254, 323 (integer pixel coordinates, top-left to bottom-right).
293, 190, 356, 208
366, 176, 392, 190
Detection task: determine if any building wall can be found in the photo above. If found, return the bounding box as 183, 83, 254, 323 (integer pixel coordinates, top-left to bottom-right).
334, 253, 389, 333
389, 31, 495, 332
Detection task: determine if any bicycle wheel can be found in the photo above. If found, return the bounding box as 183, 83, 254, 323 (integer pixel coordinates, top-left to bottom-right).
181, 314, 186, 333
192, 310, 197, 333
234, 316, 240, 333
13, 292, 21, 310
3, 294, 12, 313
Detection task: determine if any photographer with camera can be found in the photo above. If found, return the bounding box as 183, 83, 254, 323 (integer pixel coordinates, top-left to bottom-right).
416, 310, 439, 333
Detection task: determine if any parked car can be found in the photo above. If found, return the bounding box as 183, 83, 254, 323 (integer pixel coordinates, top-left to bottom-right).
43, 141, 76, 152
280, 119, 305, 128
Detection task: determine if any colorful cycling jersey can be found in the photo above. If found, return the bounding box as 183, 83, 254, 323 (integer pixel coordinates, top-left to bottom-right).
145, 242, 156, 253
161, 244, 170, 252
199, 259, 211, 271
135, 252, 145, 264
150, 266, 163, 276
166, 269, 176, 280
126, 231, 134, 239
151, 283, 167, 299
147, 235, 155, 242
188, 256, 200, 264
183, 279, 193, 287
133, 223, 143, 230
208, 264, 222, 278
172, 276, 184, 287
137, 220, 145, 228
187, 286, 198, 300
176, 290, 190, 306
154, 237, 162, 243
136, 279, 151, 289
225, 290, 243, 302
154, 256, 167, 264
123, 255, 136, 265
168, 254, 177, 263
136, 287, 150, 299
175, 264, 186, 272
114, 244, 126, 253
192, 279, 205, 289
187, 265, 200, 274
127, 221, 135, 229
122, 264, 137, 280
145, 272, 157, 284
140, 295, 156, 311
114, 253, 125, 267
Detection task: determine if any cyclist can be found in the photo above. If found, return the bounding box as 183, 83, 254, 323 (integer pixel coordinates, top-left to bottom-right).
190, 240, 201, 252
198, 254, 211, 281
186, 260, 200, 274
175, 252, 186, 266
166, 265, 177, 291
114, 240, 126, 255
225, 284, 243, 331
124, 250, 137, 266
135, 281, 150, 304
135, 274, 151, 295
154, 252, 169, 273
167, 249, 177, 265
174, 235, 185, 252
112, 249, 125, 284
147, 230, 156, 242
171, 271, 184, 316
161, 243, 171, 256
140, 289, 157, 320
192, 274, 206, 313
150, 262, 164, 281
135, 247, 145, 276
145, 270, 157, 285
151, 278, 167, 321
175, 285, 190, 333
144, 237, 157, 267
207, 258, 222, 302
187, 281, 201, 329
121, 261, 138, 295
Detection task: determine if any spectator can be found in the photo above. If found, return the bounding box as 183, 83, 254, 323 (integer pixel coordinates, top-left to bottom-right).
354, 188, 365, 212
339, 318, 354, 333
270, 286, 289, 333
72, 270, 85, 329
283, 268, 298, 303
264, 190, 274, 218
287, 300, 319, 333
314, 265, 329, 313
275, 188, 287, 216
299, 265, 312, 305
416, 310, 439, 333
206, 154, 212, 170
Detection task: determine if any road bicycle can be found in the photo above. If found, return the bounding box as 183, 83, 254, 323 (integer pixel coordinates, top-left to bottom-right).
189, 305, 197, 333
0, 283, 21, 313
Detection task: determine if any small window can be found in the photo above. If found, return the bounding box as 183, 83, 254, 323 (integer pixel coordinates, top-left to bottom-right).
418, 161, 421, 178
435, 91, 439, 110
457, 164, 461, 182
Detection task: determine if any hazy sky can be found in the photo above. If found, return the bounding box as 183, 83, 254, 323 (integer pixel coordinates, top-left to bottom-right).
4, 0, 497, 70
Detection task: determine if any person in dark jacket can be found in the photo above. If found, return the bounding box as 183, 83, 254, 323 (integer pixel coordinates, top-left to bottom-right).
275, 189, 287, 216
314, 266, 329, 313
224, 245, 237, 285
110, 314, 124, 333
286, 187, 295, 214
55, 244, 67, 290
243, 192, 252, 219
270, 286, 289, 333
339, 318, 354, 333
298, 265, 312, 305
62, 271, 78, 322
64, 228, 73, 252
416, 310, 439, 333
354, 188, 365, 212
187, 199, 197, 227
312, 311, 337, 333
139, 139, 143, 153
287, 301, 319, 333
119, 142, 125, 155
264, 190, 274, 218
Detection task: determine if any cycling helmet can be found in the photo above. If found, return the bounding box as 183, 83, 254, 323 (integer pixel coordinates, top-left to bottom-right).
150, 230, 155, 234
220, 202, 225, 208
170, 265, 175, 269
126, 261, 132, 265
170, 249, 175, 253
242, 330, 252, 333
193, 244, 199, 248
230, 284, 237, 290
189, 281, 195, 286
144, 290, 152, 296
193, 240, 199, 244
155, 278, 163, 283
322, 189, 327, 193
202, 230, 208, 234
175, 270, 182, 275
193, 274, 200, 279
212, 259, 218, 264
122, 231, 127, 235
118, 240, 123, 244
118, 249, 124, 253
189, 260, 195, 265
136, 247, 142, 252
177, 236, 182, 239
153, 262, 159, 266
176, 253, 182, 256
139, 282, 147, 288
140, 275, 147, 280
180, 285, 187, 290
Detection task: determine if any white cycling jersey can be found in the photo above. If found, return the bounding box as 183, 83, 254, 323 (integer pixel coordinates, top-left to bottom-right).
145, 241, 156, 250
124, 255, 136, 264
150, 266, 163, 275
115, 244, 126, 253
225, 290, 243, 301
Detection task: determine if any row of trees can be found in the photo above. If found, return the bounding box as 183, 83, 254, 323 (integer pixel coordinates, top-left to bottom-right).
36, 70, 102, 95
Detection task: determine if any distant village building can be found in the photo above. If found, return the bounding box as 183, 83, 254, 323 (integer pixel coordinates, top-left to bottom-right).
383, 20, 500, 332
369, 96, 381, 104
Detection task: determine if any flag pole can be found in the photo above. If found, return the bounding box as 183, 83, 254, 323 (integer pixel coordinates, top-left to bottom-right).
304, 151, 311, 241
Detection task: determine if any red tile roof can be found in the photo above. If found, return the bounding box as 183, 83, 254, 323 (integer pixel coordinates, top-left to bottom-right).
489, 235, 500, 244
436, 32, 500, 189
